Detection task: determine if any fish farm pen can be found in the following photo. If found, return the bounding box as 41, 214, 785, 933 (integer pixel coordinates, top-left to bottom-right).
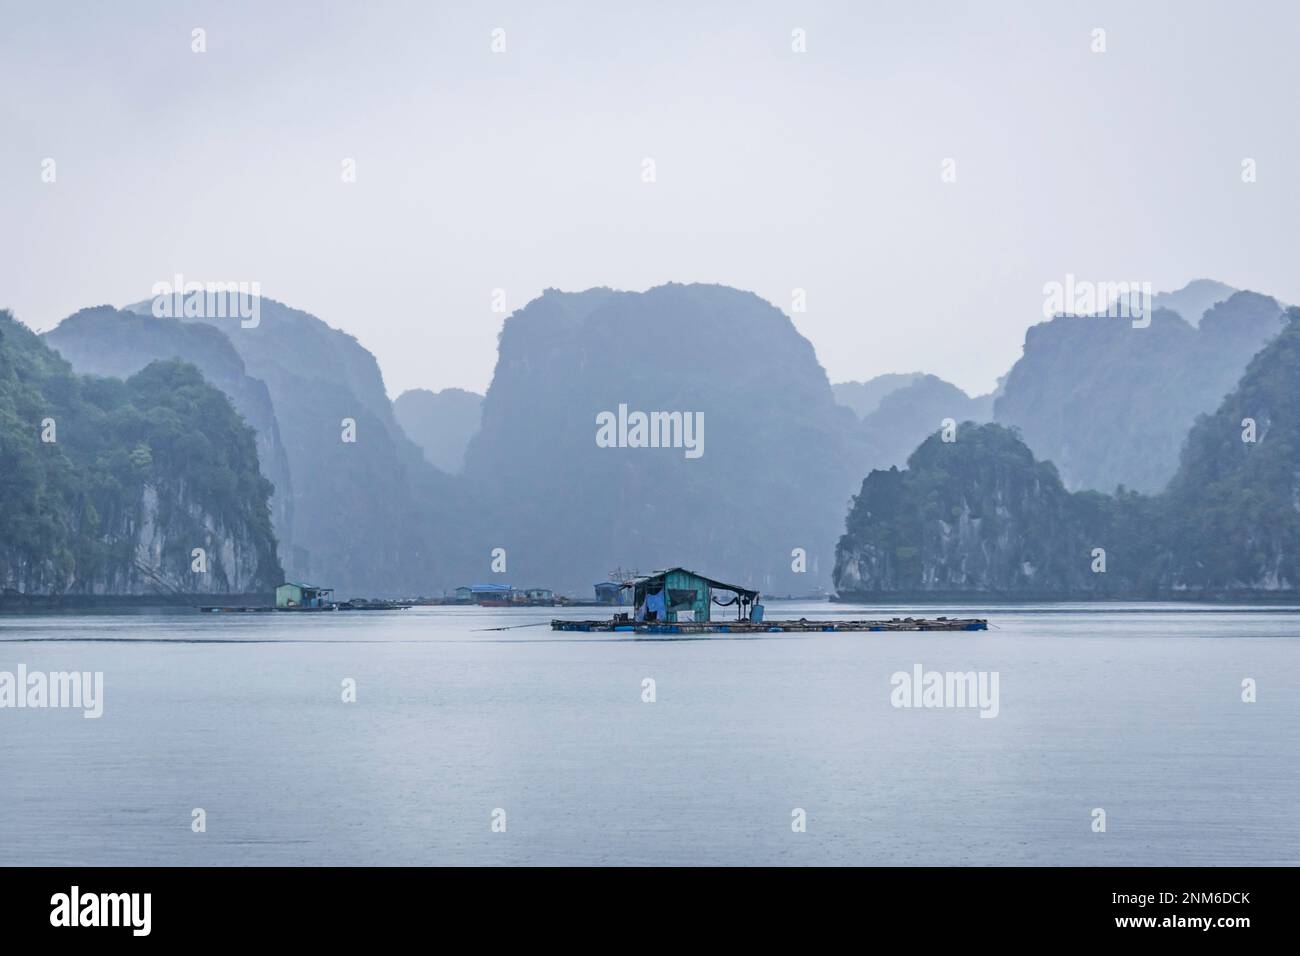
552, 617, 988, 634
551, 568, 987, 633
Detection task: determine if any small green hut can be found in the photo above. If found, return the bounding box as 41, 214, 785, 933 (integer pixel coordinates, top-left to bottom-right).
624, 568, 759, 623
276, 582, 335, 609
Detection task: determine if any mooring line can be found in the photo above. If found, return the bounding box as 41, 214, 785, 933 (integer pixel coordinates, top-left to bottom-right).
472, 621, 553, 632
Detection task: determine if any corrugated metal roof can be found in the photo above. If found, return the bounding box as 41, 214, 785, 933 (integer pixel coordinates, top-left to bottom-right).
620, 567, 758, 599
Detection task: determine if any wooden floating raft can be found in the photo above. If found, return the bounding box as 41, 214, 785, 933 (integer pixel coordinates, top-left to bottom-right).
551, 616, 988, 634
558, 570, 986, 633
196, 601, 412, 613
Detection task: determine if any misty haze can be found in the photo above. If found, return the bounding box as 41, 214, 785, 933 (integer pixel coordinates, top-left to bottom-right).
0, 0, 1296, 919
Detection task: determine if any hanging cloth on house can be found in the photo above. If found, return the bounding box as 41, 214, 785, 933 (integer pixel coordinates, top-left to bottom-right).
644, 589, 667, 617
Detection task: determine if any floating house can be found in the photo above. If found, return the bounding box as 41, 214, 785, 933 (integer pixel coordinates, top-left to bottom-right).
452, 584, 557, 606
594, 582, 629, 605
454, 584, 514, 605
275, 582, 335, 609
624, 568, 760, 623
553, 566, 988, 633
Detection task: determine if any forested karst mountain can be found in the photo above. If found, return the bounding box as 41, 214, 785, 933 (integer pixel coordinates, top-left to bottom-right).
835, 308, 1300, 598
0, 310, 281, 596
833, 423, 1154, 598
18, 275, 1298, 602
393, 387, 483, 474
463, 283, 865, 593
112, 296, 476, 594
994, 290, 1285, 493
1160, 306, 1300, 590
45, 306, 296, 564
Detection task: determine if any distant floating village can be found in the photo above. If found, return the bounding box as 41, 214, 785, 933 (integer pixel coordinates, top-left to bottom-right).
439, 566, 643, 607
449, 580, 630, 607
199, 568, 985, 632
199, 579, 630, 613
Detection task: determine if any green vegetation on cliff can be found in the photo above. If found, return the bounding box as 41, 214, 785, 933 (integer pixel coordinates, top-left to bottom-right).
836, 308, 1300, 597
1161, 306, 1300, 590
44, 306, 297, 564
834, 423, 1158, 596
0, 309, 282, 594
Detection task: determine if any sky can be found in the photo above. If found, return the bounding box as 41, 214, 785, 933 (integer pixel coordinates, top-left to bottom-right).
2, 0, 1298, 399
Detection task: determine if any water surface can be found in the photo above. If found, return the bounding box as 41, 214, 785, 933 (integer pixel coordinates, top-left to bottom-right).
1, 602, 1296, 865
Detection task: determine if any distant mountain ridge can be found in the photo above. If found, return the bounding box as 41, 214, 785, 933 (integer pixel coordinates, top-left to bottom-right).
393, 387, 483, 474
994, 289, 1286, 493
859, 374, 994, 470
832, 374, 925, 418
1153, 279, 1237, 327
17, 275, 1296, 601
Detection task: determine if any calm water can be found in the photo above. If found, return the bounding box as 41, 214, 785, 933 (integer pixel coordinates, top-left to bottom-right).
1, 602, 1297, 866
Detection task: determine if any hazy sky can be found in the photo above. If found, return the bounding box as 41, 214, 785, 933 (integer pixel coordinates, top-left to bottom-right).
3, 1, 1298, 399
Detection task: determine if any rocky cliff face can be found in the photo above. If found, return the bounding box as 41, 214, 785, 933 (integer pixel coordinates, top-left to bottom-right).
61, 479, 275, 595
994, 289, 1285, 493
0, 310, 282, 596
